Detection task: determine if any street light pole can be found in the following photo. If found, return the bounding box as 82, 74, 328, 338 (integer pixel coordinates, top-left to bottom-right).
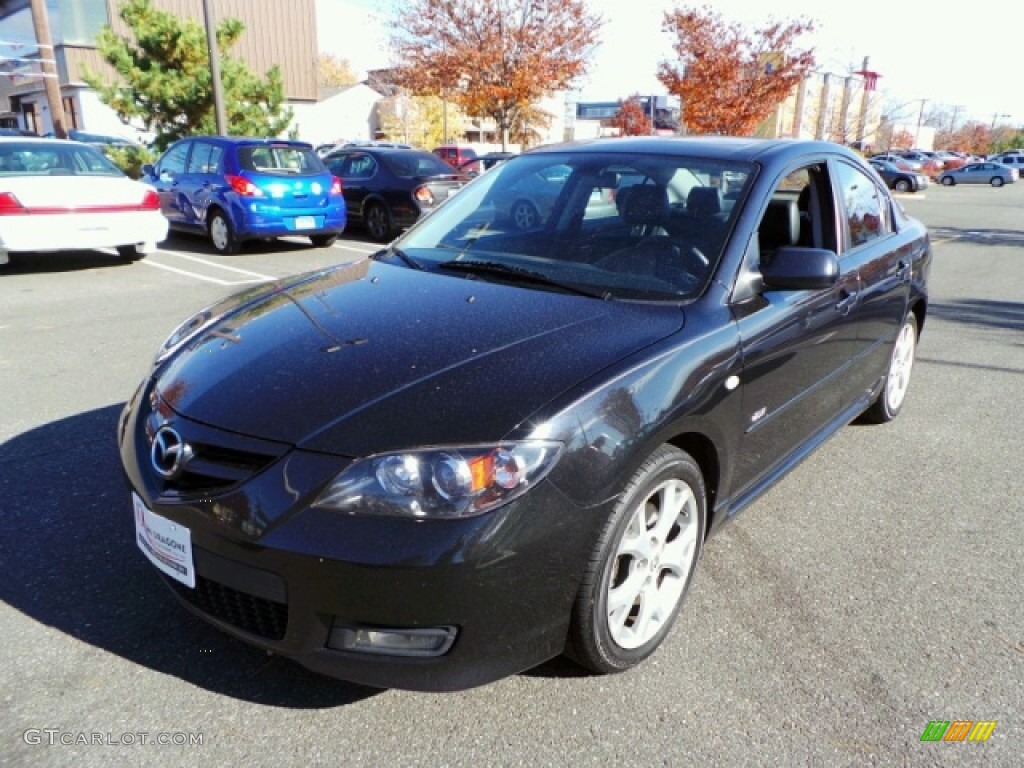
202, 0, 228, 135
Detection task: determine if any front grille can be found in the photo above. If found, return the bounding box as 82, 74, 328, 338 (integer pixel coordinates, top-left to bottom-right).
168, 442, 279, 494
165, 574, 288, 641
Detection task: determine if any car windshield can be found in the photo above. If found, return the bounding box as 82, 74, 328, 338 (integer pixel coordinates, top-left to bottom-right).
383, 152, 460, 178
393, 150, 754, 302
238, 144, 325, 175
0, 142, 124, 177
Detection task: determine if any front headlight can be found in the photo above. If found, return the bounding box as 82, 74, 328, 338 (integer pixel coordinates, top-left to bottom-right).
312, 442, 563, 519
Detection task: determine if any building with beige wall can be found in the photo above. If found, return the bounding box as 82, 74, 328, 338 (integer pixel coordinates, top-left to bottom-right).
0, 0, 317, 138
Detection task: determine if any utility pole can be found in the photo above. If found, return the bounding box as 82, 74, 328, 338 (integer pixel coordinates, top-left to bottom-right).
914, 99, 927, 148
949, 105, 964, 134
202, 0, 228, 135
29, 0, 65, 138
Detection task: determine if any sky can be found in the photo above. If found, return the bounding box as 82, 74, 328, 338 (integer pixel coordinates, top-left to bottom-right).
318, 0, 1024, 128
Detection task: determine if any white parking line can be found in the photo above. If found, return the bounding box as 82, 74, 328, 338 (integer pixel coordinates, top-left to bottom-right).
154, 249, 276, 280
140, 259, 264, 286
332, 242, 379, 254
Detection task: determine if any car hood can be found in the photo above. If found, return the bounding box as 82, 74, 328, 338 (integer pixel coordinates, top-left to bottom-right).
155, 259, 685, 455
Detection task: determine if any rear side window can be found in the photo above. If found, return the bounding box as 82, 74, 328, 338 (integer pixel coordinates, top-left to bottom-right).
383, 152, 459, 178
239, 145, 325, 175
186, 142, 224, 174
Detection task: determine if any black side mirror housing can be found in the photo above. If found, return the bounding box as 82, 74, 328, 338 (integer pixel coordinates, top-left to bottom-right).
761, 246, 840, 291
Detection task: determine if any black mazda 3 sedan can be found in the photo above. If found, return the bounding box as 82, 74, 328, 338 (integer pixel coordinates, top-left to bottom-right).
121, 137, 931, 691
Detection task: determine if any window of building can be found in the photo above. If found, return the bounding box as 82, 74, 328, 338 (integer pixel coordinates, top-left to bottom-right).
51, 0, 110, 45
61, 96, 79, 130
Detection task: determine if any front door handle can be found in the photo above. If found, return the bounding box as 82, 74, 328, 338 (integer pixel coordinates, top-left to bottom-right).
836, 290, 859, 315
896, 260, 911, 282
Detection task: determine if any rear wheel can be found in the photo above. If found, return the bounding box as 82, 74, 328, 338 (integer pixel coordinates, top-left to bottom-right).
365, 203, 393, 242
991, 177, 1004, 188
862, 312, 918, 424
208, 210, 241, 255
567, 445, 705, 674
941, 176, 955, 186
116, 245, 144, 261
310, 234, 338, 248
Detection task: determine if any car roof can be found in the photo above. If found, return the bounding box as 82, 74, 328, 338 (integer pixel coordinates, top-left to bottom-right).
527, 136, 860, 164
179, 136, 313, 149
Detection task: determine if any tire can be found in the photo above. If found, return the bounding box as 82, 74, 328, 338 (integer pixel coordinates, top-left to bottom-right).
365, 203, 393, 242
567, 444, 706, 674
208, 210, 241, 255
991, 177, 1004, 188
310, 234, 338, 248
893, 178, 911, 193
116, 244, 144, 262
941, 176, 954, 186
511, 200, 541, 231
861, 312, 918, 424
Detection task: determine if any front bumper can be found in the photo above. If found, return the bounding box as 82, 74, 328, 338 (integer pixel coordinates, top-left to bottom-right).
120, 391, 604, 691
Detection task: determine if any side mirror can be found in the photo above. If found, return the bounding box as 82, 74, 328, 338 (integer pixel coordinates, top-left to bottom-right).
761, 246, 839, 291
141, 163, 155, 177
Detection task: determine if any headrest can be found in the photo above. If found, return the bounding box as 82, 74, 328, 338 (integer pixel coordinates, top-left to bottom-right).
758, 198, 800, 252
621, 185, 669, 228
687, 186, 723, 216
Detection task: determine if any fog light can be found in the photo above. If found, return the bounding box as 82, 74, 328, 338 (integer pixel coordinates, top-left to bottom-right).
328, 625, 457, 657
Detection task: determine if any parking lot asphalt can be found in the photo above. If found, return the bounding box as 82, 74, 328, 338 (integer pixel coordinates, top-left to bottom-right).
1, 185, 1021, 768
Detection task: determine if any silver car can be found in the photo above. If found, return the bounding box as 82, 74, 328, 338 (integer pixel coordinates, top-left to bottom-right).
937, 162, 1018, 187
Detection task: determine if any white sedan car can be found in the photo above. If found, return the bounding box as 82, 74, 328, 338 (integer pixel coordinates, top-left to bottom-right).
0, 137, 168, 266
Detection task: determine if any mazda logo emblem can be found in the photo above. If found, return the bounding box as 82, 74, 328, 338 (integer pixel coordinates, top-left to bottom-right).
150, 426, 192, 480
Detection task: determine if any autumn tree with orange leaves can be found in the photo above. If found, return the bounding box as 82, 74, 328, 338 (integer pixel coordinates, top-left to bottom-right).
387, 0, 601, 150
658, 6, 816, 136
613, 95, 654, 136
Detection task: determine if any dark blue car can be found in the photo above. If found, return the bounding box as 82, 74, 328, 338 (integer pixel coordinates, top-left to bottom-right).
143, 137, 346, 254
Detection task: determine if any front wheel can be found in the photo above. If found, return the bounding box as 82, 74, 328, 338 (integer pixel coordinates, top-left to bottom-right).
991, 177, 1004, 188
893, 179, 911, 193
310, 234, 338, 248
567, 445, 706, 674
208, 211, 241, 255
861, 312, 918, 424
511, 200, 541, 231
941, 176, 955, 186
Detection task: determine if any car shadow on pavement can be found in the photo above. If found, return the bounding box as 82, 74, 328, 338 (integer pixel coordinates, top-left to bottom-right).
0, 250, 139, 274
0, 404, 379, 708
930, 298, 1024, 333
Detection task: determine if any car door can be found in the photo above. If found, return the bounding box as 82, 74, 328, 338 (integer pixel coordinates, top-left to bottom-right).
329, 152, 376, 223
729, 162, 862, 496
152, 141, 192, 227
829, 159, 911, 406
178, 140, 225, 230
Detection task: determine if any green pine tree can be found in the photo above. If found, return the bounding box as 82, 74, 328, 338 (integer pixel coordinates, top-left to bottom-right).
82, 0, 293, 150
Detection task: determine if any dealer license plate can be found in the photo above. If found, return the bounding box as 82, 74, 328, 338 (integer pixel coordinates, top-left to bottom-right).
133, 493, 195, 588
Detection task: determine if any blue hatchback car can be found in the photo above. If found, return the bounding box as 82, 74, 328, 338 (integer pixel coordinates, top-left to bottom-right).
143, 137, 346, 254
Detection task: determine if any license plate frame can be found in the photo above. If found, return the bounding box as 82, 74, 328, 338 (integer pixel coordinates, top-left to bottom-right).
133, 493, 195, 588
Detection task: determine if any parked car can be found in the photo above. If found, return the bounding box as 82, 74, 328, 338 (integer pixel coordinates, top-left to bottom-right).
0, 137, 167, 267
143, 137, 346, 254
323, 146, 469, 241
121, 137, 930, 691
458, 151, 517, 177
988, 154, 1024, 176
68, 129, 139, 149
433, 144, 478, 169
868, 159, 929, 193
936, 162, 1018, 187
869, 153, 922, 172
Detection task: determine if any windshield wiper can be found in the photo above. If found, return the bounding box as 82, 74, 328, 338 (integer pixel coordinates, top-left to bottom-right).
437, 259, 611, 300
373, 246, 424, 271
